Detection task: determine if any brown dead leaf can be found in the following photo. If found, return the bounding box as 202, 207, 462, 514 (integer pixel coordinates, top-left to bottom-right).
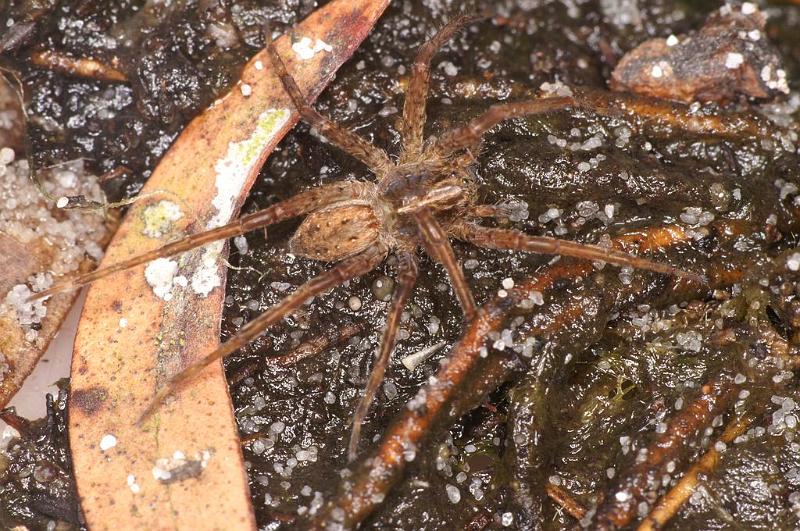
67, 1, 389, 529
0, 113, 112, 408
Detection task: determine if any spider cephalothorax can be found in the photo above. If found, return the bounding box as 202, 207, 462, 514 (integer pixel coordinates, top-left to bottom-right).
33, 14, 700, 460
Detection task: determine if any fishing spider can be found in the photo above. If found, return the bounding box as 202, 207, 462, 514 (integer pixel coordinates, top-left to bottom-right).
34, 15, 699, 459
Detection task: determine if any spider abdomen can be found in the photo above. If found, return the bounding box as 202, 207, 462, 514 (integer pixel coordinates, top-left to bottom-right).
290, 203, 381, 262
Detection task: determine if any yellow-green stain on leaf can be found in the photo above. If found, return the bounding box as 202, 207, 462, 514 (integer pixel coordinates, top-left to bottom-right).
141, 200, 183, 239
210, 108, 292, 228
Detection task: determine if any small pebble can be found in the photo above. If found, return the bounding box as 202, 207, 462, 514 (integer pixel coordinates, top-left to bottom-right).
445, 484, 461, 504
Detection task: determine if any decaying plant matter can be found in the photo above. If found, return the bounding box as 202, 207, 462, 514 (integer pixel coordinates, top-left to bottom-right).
31, 15, 702, 453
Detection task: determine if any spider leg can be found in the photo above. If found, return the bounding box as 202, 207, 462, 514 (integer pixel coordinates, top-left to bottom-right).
433, 97, 574, 156
469, 203, 520, 219
400, 13, 482, 161
455, 222, 705, 284
414, 208, 477, 320
137, 242, 388, 424
348, 250, 418, 462
266, 40, 392, 174
31, 181, 365, 301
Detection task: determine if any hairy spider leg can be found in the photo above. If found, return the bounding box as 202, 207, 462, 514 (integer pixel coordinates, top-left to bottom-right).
400, 13, 483, 161
413, 207, 477, 320
138, 242, 388, 424
469, 203, 520, 219
30, 182, 364, 301
348, 250, 418, 461
265, 40, 392, 174
434, 97, 576, 155
457, 223, 706, 284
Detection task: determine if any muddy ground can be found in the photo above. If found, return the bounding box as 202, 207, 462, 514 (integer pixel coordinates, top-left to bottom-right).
2, 0, 800, 529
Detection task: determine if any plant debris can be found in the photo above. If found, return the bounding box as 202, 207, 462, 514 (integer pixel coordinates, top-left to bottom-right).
0, 139, 110, 408
611, 3, 790, 103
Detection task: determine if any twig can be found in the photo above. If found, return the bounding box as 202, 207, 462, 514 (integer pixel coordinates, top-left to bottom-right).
0, 408, 32, 437
307, 223, 714, 529
637, 412, 758, 531
576, 88, 776, 140
30, 50, 127, 83
546, 483, 588, 521
593, 372, 740, 529
228, 321, 364, 385
98, 165, 132, 183
0, 66, 112, 210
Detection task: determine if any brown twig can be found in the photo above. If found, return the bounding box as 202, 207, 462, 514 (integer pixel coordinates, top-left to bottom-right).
593, 372, 740, 529
30, 50, 127, 83
546, 483, 588, 521
0, 408, 32, 437
308, 293, 516, 529
637, 412, 758, 531
228, 321, 365, 385
576, 88, 776, 139
98, 165, 132, 183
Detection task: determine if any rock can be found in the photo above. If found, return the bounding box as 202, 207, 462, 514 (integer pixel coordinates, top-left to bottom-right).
611, 3, 789, 103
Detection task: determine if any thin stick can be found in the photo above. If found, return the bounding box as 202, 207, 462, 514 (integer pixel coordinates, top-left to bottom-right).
0, 408, 32, 437
348, 251, 418, 461
574, 88, 774, 139
0, 66, 115, 210
594, 372, 740, 530
228, 321, 365, 386
308, 222, 714, 530
30, 50, 127, 82
637, 412, 757, 531
546, 483, 588, 521
137, 243, 387, 424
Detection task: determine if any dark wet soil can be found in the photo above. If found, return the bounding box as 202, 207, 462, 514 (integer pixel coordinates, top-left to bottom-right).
2, 0, 800, 530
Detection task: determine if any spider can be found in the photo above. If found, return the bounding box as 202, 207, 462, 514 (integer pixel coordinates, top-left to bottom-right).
32, 14, 701, 460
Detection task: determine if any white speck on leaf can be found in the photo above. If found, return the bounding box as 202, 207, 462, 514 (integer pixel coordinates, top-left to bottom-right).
144, 258, 179, 301
291, 37, 333, 60
127, 474, 140, 494
100, 434, 117, 451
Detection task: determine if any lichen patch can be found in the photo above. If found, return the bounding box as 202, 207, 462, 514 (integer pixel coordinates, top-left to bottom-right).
144, 258, 180, 301
141, 200, 183, 239
210, 108, 291, 229
187, 108, 291, 298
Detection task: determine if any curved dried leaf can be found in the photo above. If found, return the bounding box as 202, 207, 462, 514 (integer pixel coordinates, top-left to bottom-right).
67, 1, 389, 530
0, 83, 111, 407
